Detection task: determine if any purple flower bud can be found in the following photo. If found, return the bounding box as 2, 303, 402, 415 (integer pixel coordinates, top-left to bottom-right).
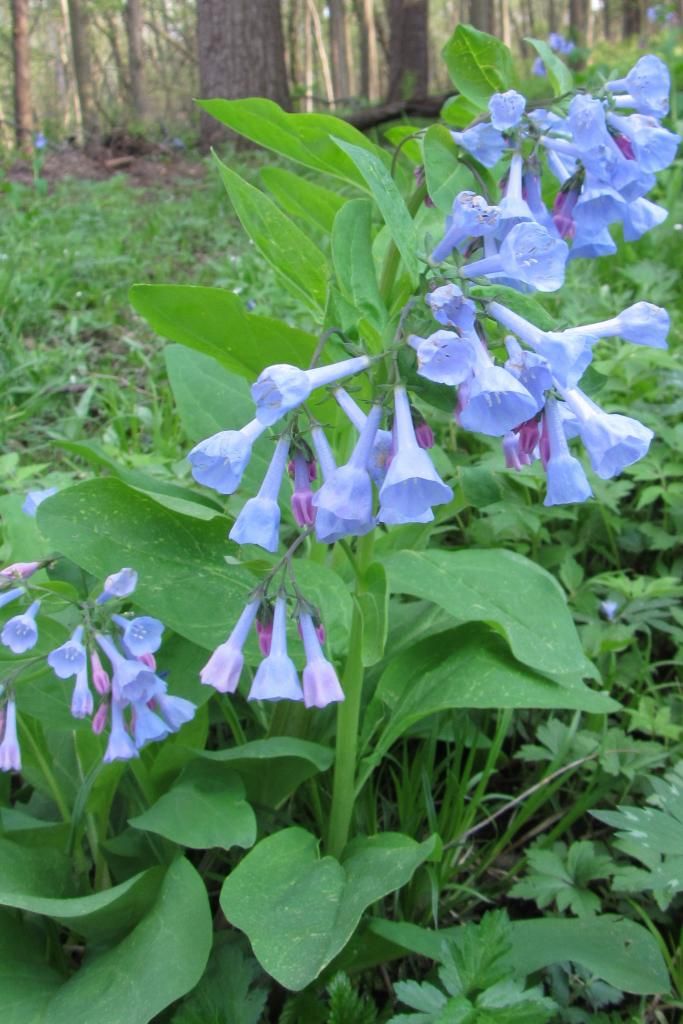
92, 702, 109, 735
532, 56, 547, 77
489, 90, 526, 131
138, 652, 156, 670
91, 650, 111, 695
299, 611, 344, 709
0, 699, 21, 772
229, 436, 290, 552
200, 598, 260, 693
22, 487, 57, 517
290, 454, 315, 527
252, 356, 371, 426
48, 625, 87, 679
552, 187, 579, 239
188, 419, 267, 495
1, 561, 41, 581
415, 419, 435, 450
1, 599, 40, 654
248, 596, 303, 702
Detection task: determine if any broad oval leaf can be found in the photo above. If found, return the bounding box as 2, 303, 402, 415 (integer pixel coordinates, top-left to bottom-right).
200, 737, 334, 808
442, 25, 516, 108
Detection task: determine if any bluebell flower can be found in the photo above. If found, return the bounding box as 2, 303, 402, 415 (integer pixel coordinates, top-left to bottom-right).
621, 197, 668, 241
549, 32, 573, 53
575, 301, 669, 349
379, 386, 452, 522
450, 123, 507, 168
568, 94, 610, 151
48, 625, 87, 679
248, 596, 303, 701
1, 600, 40, 654
569, 225, 617, 260
333, 389, 393, 487
532, 56, 547, 77
312, 405, 381, 542
0, 586, 25, 611
410, 329, 478, 386
96, 567, 138, 605
103, 701, 138, 763
607, 113, 680, 172
95, 634, 165, 705
299, 610, 344, 709
486, 301, 594, 389
561, 388, 654, 478
489, 90, 526, 131
462, 222, 568, 292
0, 699, 21, 772
426, 284, 477, 332
112, 615, 164, 657
430, 191, 500, 263
70, 667, 94, 719
502, 431, 523, 470
543, 399, 593, 506
600, 599, 619, 620
607, 55, 670, 118
497, 153, 534, 230
229, 436, 290, 552
188, 419, 267, 494
22, 487, 57, 517
459, 346, 539, 437
132, 701, 169, 748
523, 170, 557, 234
155, 693, 196, 731
252, 356, 370, 426
573, 176, 626, 235
504, 336, 553, 408
34, 131, 47, 150
200, 598, 260, 693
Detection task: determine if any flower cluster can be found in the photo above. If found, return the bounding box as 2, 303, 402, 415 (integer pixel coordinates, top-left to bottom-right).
187, 55, 674, 693
0, 565, 195, 771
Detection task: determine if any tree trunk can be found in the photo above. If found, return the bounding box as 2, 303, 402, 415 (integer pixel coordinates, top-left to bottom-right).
602, 0, 612, 39
468, 0, 495, 33
197, 0, 290, 149
547, 0, 558, 32
622, 0, 641, 36
11, 0, 33, 153
569, 0, 587, 40
500, 0, 511, 48
125, 0, 148, 122
67, 0, 99, 149
306, 0, 335, 106
388, 0, 429, 102
328, 0, 350, 103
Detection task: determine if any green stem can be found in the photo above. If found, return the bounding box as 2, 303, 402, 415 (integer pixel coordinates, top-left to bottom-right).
327, 532, 373, 858
378, 186, 426, 304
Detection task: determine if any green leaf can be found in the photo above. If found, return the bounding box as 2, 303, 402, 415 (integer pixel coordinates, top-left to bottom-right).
331, 137, 420, 286
331, 199, 387, 333
442, 26, 515, 108
510, 841, 613, 918
213, 156, 329, 313
197, 97, 386, 187
130, 284, 316, 378
260, 166, 345, 235
220, 828, 436, 990
525, 38, 574, 95
440, 94, 483, 129
422, 125, 473, 214
473, 285, 559, 333
199, 737, 334, 809
36, 478, 254, 650
0, 909, 62, 1024
171, 936, 268, 1024
130, 762, 256, 850
45, 858, 212, 1024
382, 549, 593, 680
358, 562, 389, 667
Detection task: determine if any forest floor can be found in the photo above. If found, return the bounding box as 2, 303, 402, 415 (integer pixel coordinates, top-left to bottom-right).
6, 142, 206, 188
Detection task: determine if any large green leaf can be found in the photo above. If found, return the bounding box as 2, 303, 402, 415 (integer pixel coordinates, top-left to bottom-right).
197, 97, 386, 187
199, 737, 334, 808
525, 37, 574, 95
130, 761, 256, 850
214, 156, 329, 313
362, 626, 616, 776
442, 25, 515, 108
383, 549, 593, 681
220, 828, 436, 990
260, 166, 345, 235
369, 914, 669, 995
331, 137, 420, 286
331, 199, 387, 333
130, 284, 316, 379
422, 125, 473, 214
0, 910, 62, 1024
36, 479, 254, 650
45, 858, 212, 1024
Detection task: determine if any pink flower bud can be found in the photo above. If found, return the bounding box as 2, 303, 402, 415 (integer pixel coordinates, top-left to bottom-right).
90, 650, 111, 695
516, 418, 541, 460
614, 134, 635, 160
91, 702, 109, 735
290, 455, 315, 527
415, 421, 435, 449
0, 561, 41, 581
138, 652, 156, 670
256, 619, 273, 655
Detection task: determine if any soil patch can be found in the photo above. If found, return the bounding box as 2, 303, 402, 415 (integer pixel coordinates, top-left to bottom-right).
6, 140, 206, 188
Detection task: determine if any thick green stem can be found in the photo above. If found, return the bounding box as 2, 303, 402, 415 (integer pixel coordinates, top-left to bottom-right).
327, 532, 373, 858
378, 185, 426, 304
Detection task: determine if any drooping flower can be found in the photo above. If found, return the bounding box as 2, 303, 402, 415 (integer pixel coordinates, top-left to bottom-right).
450, 123, 507, 168
486, 302, 594, 390
188, 419, 267, 494
252, 356, 371, 426
542, 399, 593, 506
0, 586, 25, 611
459, 342, 539, 437
155, 693, 196, 731
70, 667, 94, 719
425, 283, 477, 332
462, 222, 568, 292
299, 609, 344, 709
430, 191, 501, 263
22, 488, 57, 517
132, 701, 169, 748
497, 153, 535, 229
0, 699, 21, 772
574, 301, 669, 349
112, 615, 165, 657
48, 625, 87, 679
410, 329, 478, 386
560, 388, 654, 478
379, 386, 452, 522
312, 405, 381, 542
95, 634, 165, 705
606, 54, 670, 118
200, 598, 260, 693
229, 436, 290, 552
489, 90, 526, 132
1, 599, 40, 654
333, 389, 393, 487
606, 113, 680, 173
248, 596, 303, 701
103, 700, 138, 763
96, 567, 138, 605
